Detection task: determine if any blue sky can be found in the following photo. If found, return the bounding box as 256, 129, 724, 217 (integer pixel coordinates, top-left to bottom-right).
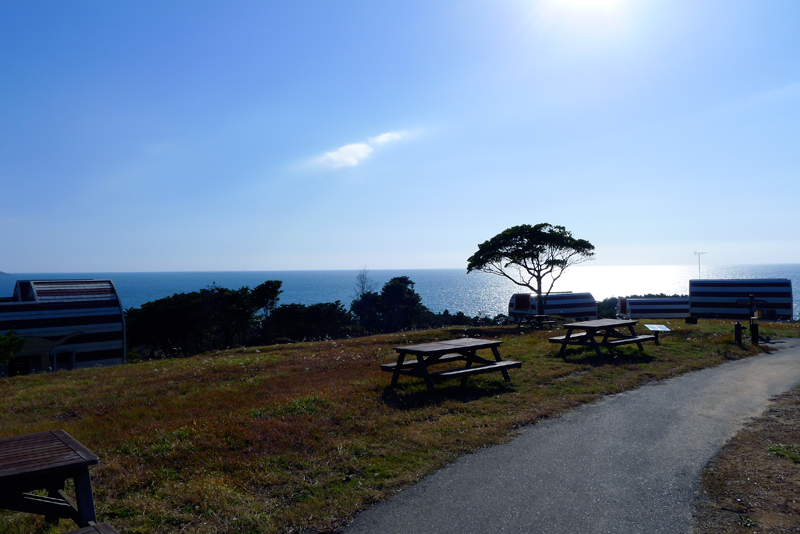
2, 0, 799, 272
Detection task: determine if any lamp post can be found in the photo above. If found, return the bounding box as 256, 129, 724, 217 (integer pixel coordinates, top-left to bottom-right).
694, 251, 707, 278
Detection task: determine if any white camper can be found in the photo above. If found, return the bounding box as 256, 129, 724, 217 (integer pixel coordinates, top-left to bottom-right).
508, 292, 597, 323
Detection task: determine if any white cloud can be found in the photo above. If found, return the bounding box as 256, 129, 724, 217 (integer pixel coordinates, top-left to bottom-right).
368, 130, 408, 145
314, 130, 409, 168
315, 143, 374, 168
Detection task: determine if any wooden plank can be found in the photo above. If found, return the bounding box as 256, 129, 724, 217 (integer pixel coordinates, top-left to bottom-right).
562, 319, 638, 328
431, 361, 521, 379
380, 353, 465, 371
0, 491, 78, 522
603, 335, 655, 347
53, 431, 98, 463
0, 449, 86, 470
548, 332, 589, 343
437, 338, 502, 349
0, 442, 82, 460
393, 338, 502, 356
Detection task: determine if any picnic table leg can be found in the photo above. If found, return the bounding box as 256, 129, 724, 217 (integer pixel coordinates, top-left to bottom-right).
599, 329, 613, 343
45, 480, 66, 524
490, 347, 512, 382
460, 350, 474, 387
413, 356, 437, 398
73, 469, 97, 527
390, 353, 406, 388
628, 325, 645, 350
557, 328, 574, 357
586, 332, 605, 361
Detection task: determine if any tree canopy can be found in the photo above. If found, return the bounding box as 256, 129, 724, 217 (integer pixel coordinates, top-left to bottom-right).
0, 330, 26, 366
467, 223, 595, 309
126, 281, 283, 358
350, 276, 428, 333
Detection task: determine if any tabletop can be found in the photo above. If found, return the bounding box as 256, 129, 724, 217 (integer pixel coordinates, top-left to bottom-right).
394, 338, 502, 355
562, 319, 638, 329
0, 430, 98, 488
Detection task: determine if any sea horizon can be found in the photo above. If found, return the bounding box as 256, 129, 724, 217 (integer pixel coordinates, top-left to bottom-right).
2, 264, 799, 320
6, 261, 800, 274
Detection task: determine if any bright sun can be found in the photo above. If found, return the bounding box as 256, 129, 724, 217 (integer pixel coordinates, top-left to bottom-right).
552, 0, 622, 10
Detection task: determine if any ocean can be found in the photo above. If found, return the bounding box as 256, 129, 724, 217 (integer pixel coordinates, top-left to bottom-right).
1, 265, 799, 319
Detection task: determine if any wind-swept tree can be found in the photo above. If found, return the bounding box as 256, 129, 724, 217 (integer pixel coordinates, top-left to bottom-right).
467, 223, 595, 312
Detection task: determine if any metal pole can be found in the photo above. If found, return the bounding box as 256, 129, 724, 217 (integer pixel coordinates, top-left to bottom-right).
694, 251, 707, 278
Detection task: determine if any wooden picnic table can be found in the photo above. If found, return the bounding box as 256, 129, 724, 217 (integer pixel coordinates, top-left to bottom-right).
549, 318, 655, 360
381, 338, 521, 397
0, 430, 99, 528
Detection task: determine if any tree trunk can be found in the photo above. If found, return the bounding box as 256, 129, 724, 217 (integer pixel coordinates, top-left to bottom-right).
536, 276, 545, 315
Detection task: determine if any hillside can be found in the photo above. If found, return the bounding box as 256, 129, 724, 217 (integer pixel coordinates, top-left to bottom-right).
1, 320, 798, 534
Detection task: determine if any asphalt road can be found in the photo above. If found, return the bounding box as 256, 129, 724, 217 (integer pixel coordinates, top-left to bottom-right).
341, 338, 800, 534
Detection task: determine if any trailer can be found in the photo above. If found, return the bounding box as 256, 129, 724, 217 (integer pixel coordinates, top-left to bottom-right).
688, 279, 793, 321
0, 280, 126, 377
617, 297, 690, 319
508, 292, 597, 323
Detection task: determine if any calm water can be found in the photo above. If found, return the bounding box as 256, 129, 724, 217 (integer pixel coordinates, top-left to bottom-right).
2, 264, 799, 319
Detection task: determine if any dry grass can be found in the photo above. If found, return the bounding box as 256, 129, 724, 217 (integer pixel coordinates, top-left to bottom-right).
1, 320, 799, 534
694, 384, 800, 533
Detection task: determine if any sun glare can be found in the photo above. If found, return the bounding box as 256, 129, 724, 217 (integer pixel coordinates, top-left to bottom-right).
534, 0, 630, 44
552, 0, 622, 11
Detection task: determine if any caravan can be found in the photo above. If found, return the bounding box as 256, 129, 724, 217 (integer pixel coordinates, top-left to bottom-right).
689, 279, 793, 320
617, 297, 690, 319
508, 292, 597, 323
0, 279, 126, 377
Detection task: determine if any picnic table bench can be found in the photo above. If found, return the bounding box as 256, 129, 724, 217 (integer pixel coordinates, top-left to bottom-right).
515, 314, 557, 329
549, 319, 655, 361
0, 430, 99, 528
381, 338, 521, 397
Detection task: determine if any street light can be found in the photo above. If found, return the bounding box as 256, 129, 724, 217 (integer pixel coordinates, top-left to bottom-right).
694, 251, 707, 278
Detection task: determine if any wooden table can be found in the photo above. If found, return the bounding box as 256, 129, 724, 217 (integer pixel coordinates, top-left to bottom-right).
381, 338, 521, 397
0, 430, 99, 527
515, 314, 556, 329
549, 319, 655, 360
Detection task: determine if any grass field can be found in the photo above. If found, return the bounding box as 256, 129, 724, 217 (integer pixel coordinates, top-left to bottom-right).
2, 319, 799, 534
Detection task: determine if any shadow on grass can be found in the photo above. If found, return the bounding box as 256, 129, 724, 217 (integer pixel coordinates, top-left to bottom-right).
445, 327, 510, 339
608, 351, 657, 364
556, 348, 656, 366
381, 380, 517, 410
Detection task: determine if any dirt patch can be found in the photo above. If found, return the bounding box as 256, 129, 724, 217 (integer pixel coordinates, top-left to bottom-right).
694, 385, 800, 533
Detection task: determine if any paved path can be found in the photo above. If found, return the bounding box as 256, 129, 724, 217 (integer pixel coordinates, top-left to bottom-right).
342, 339, 800, 534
